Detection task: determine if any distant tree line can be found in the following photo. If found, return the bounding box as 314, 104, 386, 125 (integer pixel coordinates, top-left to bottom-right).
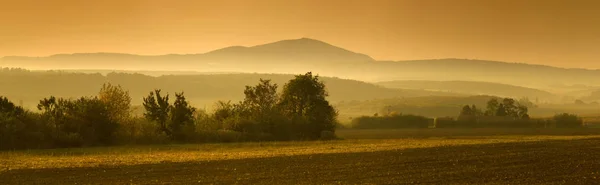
350, 98, 584, 129
350, 113, 431, 129
0, 72, 338, 150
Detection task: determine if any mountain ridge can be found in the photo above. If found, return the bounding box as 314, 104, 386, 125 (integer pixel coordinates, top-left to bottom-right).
377, 80, 556, 101
3, 38, 600, 90
2, 38, 596, 71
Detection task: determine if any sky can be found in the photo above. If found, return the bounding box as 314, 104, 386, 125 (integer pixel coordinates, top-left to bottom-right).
1, 0, 599, 68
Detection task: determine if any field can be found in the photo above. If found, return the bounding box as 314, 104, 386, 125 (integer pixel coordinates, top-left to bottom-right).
2, 129, 600, 184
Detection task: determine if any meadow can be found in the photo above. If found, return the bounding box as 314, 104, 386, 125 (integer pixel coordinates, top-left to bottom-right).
2, 128, 600, 184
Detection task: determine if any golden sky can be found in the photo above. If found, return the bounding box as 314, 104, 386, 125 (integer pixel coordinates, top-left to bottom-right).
1, 0, 599, 68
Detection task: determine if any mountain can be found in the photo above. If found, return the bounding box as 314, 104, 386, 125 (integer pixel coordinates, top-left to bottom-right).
204, 38, 374, 62
377, 80, 556, 101
4, 38, 600, 91
0, 38, 373, 73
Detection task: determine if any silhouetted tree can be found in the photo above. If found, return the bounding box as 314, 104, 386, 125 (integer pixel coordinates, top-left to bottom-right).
143, 90, 171, 136
37, 96, 119, 146
485, 98, 499, 116
279, 72, 337, 139
170, 92, 196, 140
553, 113, 583, 128
242, 79, 280, 134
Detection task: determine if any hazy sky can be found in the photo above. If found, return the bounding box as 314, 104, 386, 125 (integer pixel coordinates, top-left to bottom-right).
1, 0, 599, 68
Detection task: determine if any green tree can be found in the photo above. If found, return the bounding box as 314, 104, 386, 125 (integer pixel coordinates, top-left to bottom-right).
143, 90, 171, 136
279, 72, 337, 139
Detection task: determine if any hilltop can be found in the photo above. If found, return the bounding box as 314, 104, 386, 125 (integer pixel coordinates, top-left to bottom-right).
377, 80, 556, 101
3, 38, 600, 91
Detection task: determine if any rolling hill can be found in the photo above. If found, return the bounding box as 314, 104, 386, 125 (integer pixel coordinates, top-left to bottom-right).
377, 80, 556, 101
0, 69, 460, 110
3, 38, 600, 91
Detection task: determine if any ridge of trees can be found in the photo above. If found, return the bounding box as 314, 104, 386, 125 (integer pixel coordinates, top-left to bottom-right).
350, 98, 584, 129
0, 72, 338, 150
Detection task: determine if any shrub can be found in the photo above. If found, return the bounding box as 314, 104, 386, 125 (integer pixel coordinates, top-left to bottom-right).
351, 114, 431, 129
553, 113, 583, 128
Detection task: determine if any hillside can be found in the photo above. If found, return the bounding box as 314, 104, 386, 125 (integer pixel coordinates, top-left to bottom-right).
0, 69, 458, 110
377, 80, 556, 101
3, 38, 600, 90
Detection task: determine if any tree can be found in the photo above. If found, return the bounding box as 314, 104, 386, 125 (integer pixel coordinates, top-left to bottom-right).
143, 90, 171, 136
69, 97, 119, 145
502, 98, 518, 117
517, 105, 529, 119
553, 113, 583, 128
485, 98, 499, 116
485, 98, 528, 119
0, 96, 24, 116
518, 97, 536, 108
213, 100, 235, 124
459, 105, 473, 117
98, 83, 132, 124
242, 79, 279, 133
37, 96, 119, 146
170, 92, 196, 140
0, 96, 29, 149
495, 104, 507, 117
458, 105, 480, 123
279, 72, 337, 139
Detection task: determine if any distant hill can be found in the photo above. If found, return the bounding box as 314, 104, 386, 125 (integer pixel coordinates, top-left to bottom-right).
368, 59, 600, 90
0, 38, 374, 74
3, 38, 600, 90
0, 69, 459, 110
377, 80, 556, 101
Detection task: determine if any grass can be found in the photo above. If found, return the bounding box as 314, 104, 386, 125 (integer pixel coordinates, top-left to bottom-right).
2, 128, 600, 184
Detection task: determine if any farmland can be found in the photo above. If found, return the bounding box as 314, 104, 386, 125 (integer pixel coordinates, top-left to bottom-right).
2, 129, 600, 184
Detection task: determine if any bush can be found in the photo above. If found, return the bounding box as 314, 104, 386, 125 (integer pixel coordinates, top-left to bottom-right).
435, 116, 545, 128
351, 114, 431, 129
553, 113, 583, 128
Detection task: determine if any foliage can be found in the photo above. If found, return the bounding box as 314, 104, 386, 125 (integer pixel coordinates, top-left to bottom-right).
142, 90, 196, 141
484, 98, 528, 119
351, 114, 431, 129
37, 96, 120, 147
170, 92, 196, 141
98, 83, 132, 124
142, 90, 171, 136
279, 72, 338, 139
450, 98, 532, 128
552, 113, 583, 128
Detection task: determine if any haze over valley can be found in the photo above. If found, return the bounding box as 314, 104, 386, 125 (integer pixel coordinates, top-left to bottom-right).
2, 38, 600, 119
4, 1, 600, 184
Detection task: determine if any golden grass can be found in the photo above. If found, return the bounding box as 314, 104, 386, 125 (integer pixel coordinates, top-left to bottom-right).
2, 134, 599, 173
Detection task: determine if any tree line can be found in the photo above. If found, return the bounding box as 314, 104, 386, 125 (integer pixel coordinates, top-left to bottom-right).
350, 98, 584, 129
0, 72, 338, 150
